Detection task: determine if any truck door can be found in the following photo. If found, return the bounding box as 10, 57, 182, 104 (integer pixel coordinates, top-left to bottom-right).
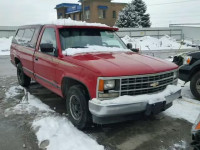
33, 27, 59, 92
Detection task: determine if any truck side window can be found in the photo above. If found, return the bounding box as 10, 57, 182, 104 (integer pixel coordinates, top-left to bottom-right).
40, 28, 57, 56
22, 28, 35, 46
15, 29, 25, 44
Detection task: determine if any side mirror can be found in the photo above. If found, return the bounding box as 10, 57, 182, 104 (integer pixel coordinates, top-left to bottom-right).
40, 43, 54, 53
127, 43, 133, 49
127, 43, 139, 53
131, 48, 139, 53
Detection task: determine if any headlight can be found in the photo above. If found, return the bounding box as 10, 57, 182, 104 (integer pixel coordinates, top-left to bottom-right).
98, 79, 120, 99
104, 80, 115, 90
183, 56, 192, 65
98, 79, 115, 91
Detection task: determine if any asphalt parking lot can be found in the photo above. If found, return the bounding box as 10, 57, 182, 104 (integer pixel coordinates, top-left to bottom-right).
0, 55, 194, 150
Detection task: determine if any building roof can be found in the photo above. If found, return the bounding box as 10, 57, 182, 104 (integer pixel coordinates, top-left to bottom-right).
170, 23, 200, 28
55, 3, 80, 9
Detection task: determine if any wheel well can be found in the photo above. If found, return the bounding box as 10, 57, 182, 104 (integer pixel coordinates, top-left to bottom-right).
14, 57, 20, 65
61, 77, 90, 99
190, 65, 200, 80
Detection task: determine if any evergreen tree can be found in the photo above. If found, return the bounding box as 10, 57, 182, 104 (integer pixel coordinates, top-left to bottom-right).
115, 0, 151, 28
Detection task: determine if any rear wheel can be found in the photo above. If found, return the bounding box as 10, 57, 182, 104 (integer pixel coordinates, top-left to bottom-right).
190, 71, 200, 100
17, 62, 31, 87
66, 85, 91, 129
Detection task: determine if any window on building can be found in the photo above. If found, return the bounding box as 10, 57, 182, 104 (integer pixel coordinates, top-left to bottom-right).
85, 10, 90, 19
40, 28, 57, 56
73, 14, 76, 20
59, 13, 63, 19
98, 9, 106, 19
79, 13, 82, 20
113, 11, 116, 18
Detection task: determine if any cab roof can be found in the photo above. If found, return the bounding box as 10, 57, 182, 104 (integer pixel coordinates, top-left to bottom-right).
19, 19, 118, 31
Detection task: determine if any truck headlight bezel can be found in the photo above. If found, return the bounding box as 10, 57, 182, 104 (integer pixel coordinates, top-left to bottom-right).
97, 78, 120, 99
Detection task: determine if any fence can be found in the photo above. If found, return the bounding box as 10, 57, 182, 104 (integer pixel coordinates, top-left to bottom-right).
0, 26, 18, 38
116, 27, 183, 40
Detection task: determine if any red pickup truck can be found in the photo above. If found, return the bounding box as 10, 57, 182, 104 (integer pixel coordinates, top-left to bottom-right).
10, 20, 181, 129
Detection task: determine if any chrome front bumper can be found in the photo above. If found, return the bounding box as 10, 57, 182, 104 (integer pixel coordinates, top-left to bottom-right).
89, 89, 181, 117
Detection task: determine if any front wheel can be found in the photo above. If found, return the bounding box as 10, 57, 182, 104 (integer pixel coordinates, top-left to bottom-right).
190, 71, 200, 100
17, 62, 31, 87
66, 85, 91, 129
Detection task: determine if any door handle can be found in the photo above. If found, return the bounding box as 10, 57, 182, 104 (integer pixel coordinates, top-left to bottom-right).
35, 57, 39, 61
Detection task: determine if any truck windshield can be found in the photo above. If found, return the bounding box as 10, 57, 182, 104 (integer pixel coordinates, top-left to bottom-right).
59, 28, 127, 51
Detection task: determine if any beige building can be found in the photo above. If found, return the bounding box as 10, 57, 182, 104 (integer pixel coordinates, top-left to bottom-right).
55, 0, 126, 26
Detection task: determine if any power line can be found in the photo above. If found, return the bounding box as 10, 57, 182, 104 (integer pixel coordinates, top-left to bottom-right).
148, 0, 199, 6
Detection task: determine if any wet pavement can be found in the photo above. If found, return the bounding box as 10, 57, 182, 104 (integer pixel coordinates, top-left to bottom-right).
0, 55, 195, 150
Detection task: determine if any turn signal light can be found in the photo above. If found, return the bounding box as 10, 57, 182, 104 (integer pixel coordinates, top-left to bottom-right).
98, 80, 104, 91
186, 58, 191, 64
195, 122, 200, 130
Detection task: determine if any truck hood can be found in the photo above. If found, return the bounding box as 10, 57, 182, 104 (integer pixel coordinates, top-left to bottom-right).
66, 52, 178, 77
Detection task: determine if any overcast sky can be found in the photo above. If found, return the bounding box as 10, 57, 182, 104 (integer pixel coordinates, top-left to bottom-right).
0, 0, 199, 27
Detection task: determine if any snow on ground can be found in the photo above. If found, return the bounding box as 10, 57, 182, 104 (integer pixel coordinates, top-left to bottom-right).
32, 116, 104, 150
161, 140, 187, 150
122, 35, 195, 51
0, 36, 12, 56
163, 80, 200, 124
4, 87, 104, 150
5, 85, 23, 99
5, 90, 53, 116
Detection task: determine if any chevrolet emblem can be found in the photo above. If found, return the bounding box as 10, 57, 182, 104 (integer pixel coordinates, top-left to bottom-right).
150, 82, 159, 87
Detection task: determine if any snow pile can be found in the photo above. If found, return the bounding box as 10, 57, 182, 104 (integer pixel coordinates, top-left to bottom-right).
0, 36, 12, 55
91, 85, 181, 105
163, 80, 200, 124
164, 98, 200, 123
45, 18, 109, 28
121, 35, 194, 50
167, 140, 187, 150
32, 116, 104, 150
5, 85, 24, 99
5, 89, 53, 116
4, 86, 104, 150
63, 45, 130, 56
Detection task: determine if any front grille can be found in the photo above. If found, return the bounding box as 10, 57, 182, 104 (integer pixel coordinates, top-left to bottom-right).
120, 71, 174, 96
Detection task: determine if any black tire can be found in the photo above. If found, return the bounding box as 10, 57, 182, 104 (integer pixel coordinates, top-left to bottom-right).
17, 63, 31, 87
190, 71, 200, 100
66, 85, 91, 129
